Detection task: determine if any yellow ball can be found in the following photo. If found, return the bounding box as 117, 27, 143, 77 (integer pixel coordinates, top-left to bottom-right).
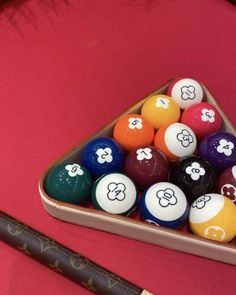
141, 94, 180, 129
189, 194, 236, 243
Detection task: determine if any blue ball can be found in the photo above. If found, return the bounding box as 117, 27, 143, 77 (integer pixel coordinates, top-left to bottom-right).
140, 182, 189, 228
80, 137, 125, 177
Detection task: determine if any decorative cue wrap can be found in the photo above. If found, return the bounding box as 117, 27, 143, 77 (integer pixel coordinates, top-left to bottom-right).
0, 211, 153, 295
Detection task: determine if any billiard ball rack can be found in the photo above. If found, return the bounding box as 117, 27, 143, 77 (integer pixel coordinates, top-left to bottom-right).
38, 80, 236, 265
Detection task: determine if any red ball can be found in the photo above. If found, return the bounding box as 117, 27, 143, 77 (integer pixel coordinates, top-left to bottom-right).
124, 146, 169, 189
217, 165, 236, 204
181, 102, 222, 139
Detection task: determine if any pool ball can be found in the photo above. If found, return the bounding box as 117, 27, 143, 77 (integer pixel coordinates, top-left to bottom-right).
167, 77, 204, 109
80, 137, 125, 177
181, 102, 222, 139
198, 131, 236, 171
91, 173, 138, 215
154, 122, 197, 160
140, 182, 189, 228
189, 194, 236, 242
217, 165, 236, 204
141, 94, 180, 129
169, 156, 217, 204
44, 162, 93, 205
124, 146, 169, 189
113, 114, 155, 151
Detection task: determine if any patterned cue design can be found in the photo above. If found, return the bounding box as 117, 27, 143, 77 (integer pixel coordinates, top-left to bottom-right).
0, 211, 153, 295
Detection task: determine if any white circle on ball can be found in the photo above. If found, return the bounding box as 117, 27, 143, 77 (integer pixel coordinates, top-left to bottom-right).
170, 78, 204, 109
189, 194, 225, 224
144, 182, 187, 222
164, 123, 197, 157
95, 173, 137, 214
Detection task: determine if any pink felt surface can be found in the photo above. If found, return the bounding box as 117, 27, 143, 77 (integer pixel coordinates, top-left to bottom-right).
0, 0, 235, 294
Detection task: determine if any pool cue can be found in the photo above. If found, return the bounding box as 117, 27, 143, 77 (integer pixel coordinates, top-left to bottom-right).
0, 210, 153, 295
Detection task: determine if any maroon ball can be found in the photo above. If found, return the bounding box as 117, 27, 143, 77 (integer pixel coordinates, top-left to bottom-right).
124, 146, 169, 189
217, 165, 236, 204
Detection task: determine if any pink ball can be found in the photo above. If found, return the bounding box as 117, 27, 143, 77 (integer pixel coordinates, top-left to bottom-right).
181, 102, 222, 139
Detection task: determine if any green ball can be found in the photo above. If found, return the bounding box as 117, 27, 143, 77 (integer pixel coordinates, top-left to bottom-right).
44, 163, 93, 205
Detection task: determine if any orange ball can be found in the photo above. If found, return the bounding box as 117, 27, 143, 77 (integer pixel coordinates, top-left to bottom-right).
141, 94, 180, 129
113, 114, 155, 151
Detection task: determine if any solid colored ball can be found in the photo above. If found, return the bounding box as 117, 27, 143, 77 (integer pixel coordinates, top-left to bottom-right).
113, 114, 155, 151
44, 163, 93, 204
80, 137, 125, 177
141, 94, 180, 129
167, 77, 204, 109
198, 131, 236, 171
154, 122, 197, 160
169, 156, 217, 204
181, 102, 222, 139
124, 146, 169, 189
140, 182, 189, 228
217, 165, 236, 204
189, 194, 236, 242
91, 173, 138, 215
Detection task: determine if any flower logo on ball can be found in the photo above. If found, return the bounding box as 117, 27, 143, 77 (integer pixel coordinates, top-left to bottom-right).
180, 85, 196, 100
204, 226, 226, 242
192, 195, 211, 209
201, 108, 215, 123
177, 129, 194, 148
136, 148, 152, 161
185, 162, 206, 181
128, 117, 143, 129
221, 184, 236, 202
96, 148, 113, 164
107, 182, 126, 201
155, 97, 170, 109
156, 188, 177, 208
65, 164, 84, 177
216, 139, 234, 156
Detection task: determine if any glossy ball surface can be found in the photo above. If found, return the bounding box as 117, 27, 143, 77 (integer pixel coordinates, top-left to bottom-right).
189, 194, 236, 242
80, 137, 125, 177
181, 102, 222, 139
44, 163, 93, 204
124, 146, 169, 189
154, 122, 197, 160
198, 131, 236, 171
113, 114, 155, 151
141, 94, 180, 129
167, 77, 204, 109
91, 173, 138, 215
140, 182, 189, 228
217, 165, 236, 204
169, 156, 217, 204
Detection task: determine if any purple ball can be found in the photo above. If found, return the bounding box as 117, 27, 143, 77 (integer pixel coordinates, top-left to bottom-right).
198, 131, 236, 171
